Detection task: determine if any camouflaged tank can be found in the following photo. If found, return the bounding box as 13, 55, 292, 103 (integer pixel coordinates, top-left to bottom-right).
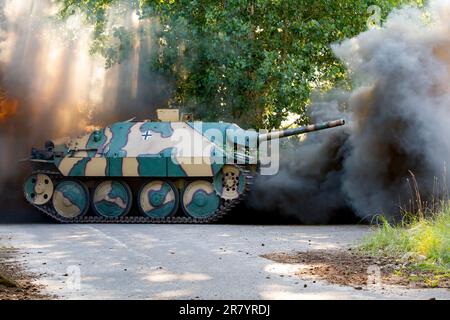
23, 109, 345, 223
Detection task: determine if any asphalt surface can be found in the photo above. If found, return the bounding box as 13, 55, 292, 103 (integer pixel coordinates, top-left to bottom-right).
0, 224, 448, 300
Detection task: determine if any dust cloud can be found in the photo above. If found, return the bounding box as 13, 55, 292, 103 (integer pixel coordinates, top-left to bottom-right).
0, 0, 169, 213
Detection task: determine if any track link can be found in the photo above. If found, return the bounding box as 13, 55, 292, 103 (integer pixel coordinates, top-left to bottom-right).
25, 167, 256, 224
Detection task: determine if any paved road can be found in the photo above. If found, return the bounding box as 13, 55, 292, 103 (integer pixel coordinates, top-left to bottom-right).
0, 224, 448, 299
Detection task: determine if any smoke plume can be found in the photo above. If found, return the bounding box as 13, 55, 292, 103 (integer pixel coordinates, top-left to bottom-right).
0, 0, 169, 214
251, 0, 450, 223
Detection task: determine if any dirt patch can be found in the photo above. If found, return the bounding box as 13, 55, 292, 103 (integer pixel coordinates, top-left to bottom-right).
262, 250, 449, 289
0, 247, 50, 300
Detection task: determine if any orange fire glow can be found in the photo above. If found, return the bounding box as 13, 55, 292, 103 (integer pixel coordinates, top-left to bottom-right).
0, 96, 18, 121
84, 125, 102, 133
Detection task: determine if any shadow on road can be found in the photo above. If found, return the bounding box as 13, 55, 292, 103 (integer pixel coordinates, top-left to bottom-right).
1, 201, 361, 225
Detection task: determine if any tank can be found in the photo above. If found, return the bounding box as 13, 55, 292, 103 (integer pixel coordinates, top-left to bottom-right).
22, 109, 345, 223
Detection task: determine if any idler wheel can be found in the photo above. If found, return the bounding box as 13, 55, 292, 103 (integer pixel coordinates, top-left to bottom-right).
24, 174, 54, 205
52, 180, 89, 219
138, 180, 179, 218
92, 180, 132, 218
214, 165, 242, 200
181, 180, 220, 219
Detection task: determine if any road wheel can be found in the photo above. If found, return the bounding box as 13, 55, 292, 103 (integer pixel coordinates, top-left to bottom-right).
52, 180, 89, 220
138, 180, 179, 218
92, 180, 132, 218
181, 180, 220, 219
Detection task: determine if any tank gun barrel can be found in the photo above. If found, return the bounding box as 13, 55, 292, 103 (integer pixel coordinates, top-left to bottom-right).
258, 119, 345, 142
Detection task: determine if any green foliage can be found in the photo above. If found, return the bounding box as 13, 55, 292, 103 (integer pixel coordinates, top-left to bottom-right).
58, 1, 136, 67
56, 0, 423, 128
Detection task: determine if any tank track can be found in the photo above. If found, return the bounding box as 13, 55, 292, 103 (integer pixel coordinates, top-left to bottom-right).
25, 167, 256, 224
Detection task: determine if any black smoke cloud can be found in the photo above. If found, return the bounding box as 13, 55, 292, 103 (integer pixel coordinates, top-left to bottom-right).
251, 0, 450, 223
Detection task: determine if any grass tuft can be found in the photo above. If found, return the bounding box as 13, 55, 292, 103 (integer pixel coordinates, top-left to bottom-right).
361, 206, 449, 279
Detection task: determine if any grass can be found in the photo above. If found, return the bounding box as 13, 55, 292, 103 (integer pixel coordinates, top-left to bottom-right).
360, 206, 449, 286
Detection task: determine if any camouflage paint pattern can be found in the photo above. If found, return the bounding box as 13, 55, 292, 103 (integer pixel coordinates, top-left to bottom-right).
52, 181, 88, 218
258, 119, 346, 141
55, 121, 229, 178
93, 181, 130, 218
24, 174, 53, 205
182, 180, 220, 218
52, 118, 345, 180
139, 181, 178, 218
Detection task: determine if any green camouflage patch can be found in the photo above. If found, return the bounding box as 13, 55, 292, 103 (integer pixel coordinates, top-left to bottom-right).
93, 181, 130, 218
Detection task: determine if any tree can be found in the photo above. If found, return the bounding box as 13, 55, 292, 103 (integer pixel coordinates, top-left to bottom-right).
57, 0, 423, 128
